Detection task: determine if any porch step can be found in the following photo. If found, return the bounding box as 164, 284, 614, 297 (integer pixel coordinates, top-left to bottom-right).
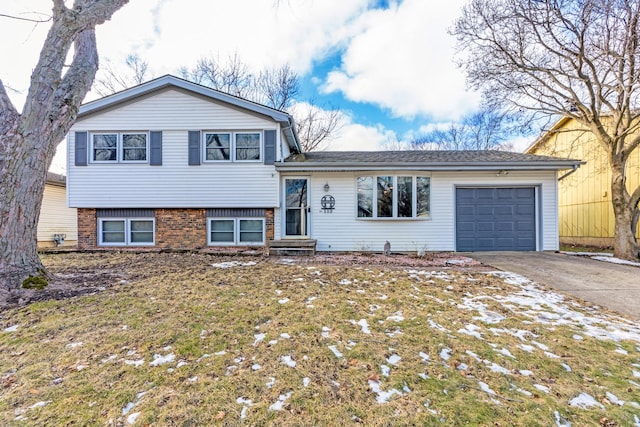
269, 239, 317, 256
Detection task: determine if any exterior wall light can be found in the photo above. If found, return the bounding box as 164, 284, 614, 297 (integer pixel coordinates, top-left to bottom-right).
324, 182, 330, 192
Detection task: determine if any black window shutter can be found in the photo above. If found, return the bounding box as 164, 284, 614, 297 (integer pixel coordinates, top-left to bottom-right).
75, 132, 88, 166
150, 131, 162, 165
264, 130, 276, 165
188, 131, 201, 165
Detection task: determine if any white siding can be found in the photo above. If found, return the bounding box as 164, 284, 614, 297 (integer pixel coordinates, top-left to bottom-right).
69, 89, 283, 208
285, 170, 559, 252
38, 184, 78, 246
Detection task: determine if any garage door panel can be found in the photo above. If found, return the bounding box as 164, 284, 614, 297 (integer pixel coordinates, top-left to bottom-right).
456, 187, 536, 251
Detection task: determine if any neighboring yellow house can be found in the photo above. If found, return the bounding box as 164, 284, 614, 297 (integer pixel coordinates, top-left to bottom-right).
38, 172, 78, 248
527, 117, 640, 247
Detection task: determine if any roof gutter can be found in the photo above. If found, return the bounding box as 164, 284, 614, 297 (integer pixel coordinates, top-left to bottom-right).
275, 161, 584, 172
558, 163, 581, 180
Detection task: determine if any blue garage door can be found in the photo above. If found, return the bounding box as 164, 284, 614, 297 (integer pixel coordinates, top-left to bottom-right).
456, 187, 536, 251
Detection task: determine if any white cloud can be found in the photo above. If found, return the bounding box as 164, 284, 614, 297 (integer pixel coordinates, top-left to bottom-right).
322, 0, 479, 121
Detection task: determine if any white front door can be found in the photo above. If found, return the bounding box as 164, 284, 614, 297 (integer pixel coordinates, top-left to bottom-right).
284, 178, 310, 237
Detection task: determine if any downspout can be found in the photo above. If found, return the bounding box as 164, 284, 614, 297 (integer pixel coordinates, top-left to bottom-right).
558, 164, 579, 181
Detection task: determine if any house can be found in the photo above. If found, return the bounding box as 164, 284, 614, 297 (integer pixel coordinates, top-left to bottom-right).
527, 117, 640, 247
67, 75, 580, 253
38, 172, 78, 247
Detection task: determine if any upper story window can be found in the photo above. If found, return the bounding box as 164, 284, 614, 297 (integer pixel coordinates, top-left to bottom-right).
91, 132, 148, 163
357, 175, 430, 219
203, 131, 261, 162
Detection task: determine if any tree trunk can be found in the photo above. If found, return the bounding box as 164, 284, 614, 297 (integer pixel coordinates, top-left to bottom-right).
0, 118, 55, 296
610, 159, 640, 259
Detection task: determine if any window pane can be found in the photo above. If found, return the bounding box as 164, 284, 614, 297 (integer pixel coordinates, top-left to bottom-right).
210, 220, 234, 243
397, 176, 413, 217
377, 176, 393, 218
130, 220, 153, 231
357, 176, 373, 218
235, 133, 260, 160
205, 133, 231, 160
417, 177, 430, 217
129, 220, 154, 243
101, 220, 125, 243
93, 134, 117, 161
239, 219, 263, 242
122, 134, 147, 161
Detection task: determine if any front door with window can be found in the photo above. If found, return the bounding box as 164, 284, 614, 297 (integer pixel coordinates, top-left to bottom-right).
284, 178, 310, 237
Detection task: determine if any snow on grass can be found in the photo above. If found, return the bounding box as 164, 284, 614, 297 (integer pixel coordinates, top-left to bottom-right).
353, 319, 371, 334
4, 325, 19, 332
458, 324, 483, 340
124, 359, 144, 367
269, 391, 293, 411
237, 397, 253, 419
65, 341, 83, 349
440, 348, 452, 361
328, 345, 343, 359
568, 392, 604, 409
381, 365, 391, 377
554, 411, 572, 427
387, 354, 401, 366
419, 352, 430, 363
211, 261, 257, 268
478, 381, 496, 396
280, 355, 296, 368
303, 377, 311, 387
149, 353, 175, 367
368, 380, 403, 404
386, 312, 404, 322
605, 391, 624, 406
534, 384, 551, 394
278, 298, 290, 304
253, 333, 266, 346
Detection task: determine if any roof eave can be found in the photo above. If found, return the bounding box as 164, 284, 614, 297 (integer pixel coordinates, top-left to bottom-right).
275, 160, 583, 172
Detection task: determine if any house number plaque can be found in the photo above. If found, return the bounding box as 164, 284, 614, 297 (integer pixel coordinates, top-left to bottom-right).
320, 195, 335, 212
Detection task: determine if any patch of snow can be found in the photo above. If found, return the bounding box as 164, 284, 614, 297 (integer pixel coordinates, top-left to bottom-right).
211, 261, 257, 268
418, 373, 429, 380
491, 271, 531, 286
66, 341, 83, 349
252, 364, 261, 371
519, 344, 535, 353
614, 347, 628, 355
419, 352, 430, 363
266, 377, 276, 388
568, 392, 604, 409
352, 319, 371, 334
478, 381, 496, 396
280, 333, 291, 339
253, 333, 266, 346
544, 351, 561, 359
458, 324, 484, 340
381, 365, 391, 377
303, 377, 311, 387
281, 355, 296, 368
176, 361, 188, 368
321, 326, 330, 338
187, 376, 198, 383
534, 384, 551, 394
634, 370, 640, 378
634, 414, 640, 427
440, 348, 452, 361
29, 401, 51, 409
339, 279, 352, 285
269, 391, 293, 411
429, 319, 450, 333
368, 380, 403, 404
4, 325, 19, 332
457, 363, 468, 371
494, 347, 515, 359
592, 256, 640, 267
278, 298, 289, 304
328, 345, 343, 359
124, 359, 144, 367
573, 334, 583, 340
387, 354, 401, 366
268, 340, 278, 346
554, 411, 572, 427
386, 312, 404, 322
101, 355, 117, 364
237, 397, 253, 419
518, 370, 533, 376
605, 391, 624, 406
127, 412, 140, 424
150, 353, 175, 367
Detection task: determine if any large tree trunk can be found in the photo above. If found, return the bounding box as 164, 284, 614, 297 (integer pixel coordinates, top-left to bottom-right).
0, 0, 129, 298
610, 159, 640, 259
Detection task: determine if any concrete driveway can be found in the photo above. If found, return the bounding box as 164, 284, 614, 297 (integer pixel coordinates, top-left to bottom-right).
467, 251, 640, 320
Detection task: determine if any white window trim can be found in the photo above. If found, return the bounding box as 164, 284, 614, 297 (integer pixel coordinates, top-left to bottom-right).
202, 131, 262, 163
356, 175, 431, 220
98, 218, 155, 246
90, 131, 149, 164
207, 217, 266, 246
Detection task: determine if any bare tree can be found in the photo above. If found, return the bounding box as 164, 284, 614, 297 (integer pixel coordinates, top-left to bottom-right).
180, 54, 342, 151
411, 106, 516, 151
0, 0, 129, 293
93, 53, 150, 96
452, 0, 640, 259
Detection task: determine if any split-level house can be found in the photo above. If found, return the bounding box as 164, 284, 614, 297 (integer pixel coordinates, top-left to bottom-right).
67, 75, 580, 253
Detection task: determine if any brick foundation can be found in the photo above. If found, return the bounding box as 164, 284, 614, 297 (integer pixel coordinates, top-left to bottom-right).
76, 208, 275, 250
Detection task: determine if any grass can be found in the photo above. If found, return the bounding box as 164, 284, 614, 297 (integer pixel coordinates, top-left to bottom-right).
1, 252, 639, 426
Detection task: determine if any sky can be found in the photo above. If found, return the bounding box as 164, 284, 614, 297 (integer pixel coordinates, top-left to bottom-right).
1, 0, 531, 173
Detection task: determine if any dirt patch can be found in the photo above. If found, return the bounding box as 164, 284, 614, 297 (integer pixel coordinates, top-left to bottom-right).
1, 252, 488, 309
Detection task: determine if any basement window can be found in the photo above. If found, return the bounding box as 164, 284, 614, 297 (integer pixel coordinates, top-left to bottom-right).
99, 218, 155, 246
208, 218, 265, 246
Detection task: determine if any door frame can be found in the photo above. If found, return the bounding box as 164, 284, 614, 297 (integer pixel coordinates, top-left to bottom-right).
282, 176, 311, 239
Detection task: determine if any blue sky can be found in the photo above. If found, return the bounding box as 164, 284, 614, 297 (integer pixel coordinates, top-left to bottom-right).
1, 0, 529, 172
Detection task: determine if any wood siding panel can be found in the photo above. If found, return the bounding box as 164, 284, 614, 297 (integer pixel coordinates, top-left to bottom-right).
38, 184, 78, 245
68, 131, 279, 208
287, 170, 558, 252
531, 117, 640, 242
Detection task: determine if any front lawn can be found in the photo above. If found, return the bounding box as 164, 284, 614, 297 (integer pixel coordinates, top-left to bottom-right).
1, 253, 639, 426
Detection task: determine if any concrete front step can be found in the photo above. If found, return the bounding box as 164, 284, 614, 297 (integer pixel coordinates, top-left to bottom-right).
268, 239, 317, 256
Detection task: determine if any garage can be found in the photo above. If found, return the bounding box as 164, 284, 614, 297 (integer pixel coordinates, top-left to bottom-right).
456, 187, 536, 251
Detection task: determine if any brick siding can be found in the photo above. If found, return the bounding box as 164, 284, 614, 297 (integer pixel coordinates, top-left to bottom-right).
76, 208, 275, 250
